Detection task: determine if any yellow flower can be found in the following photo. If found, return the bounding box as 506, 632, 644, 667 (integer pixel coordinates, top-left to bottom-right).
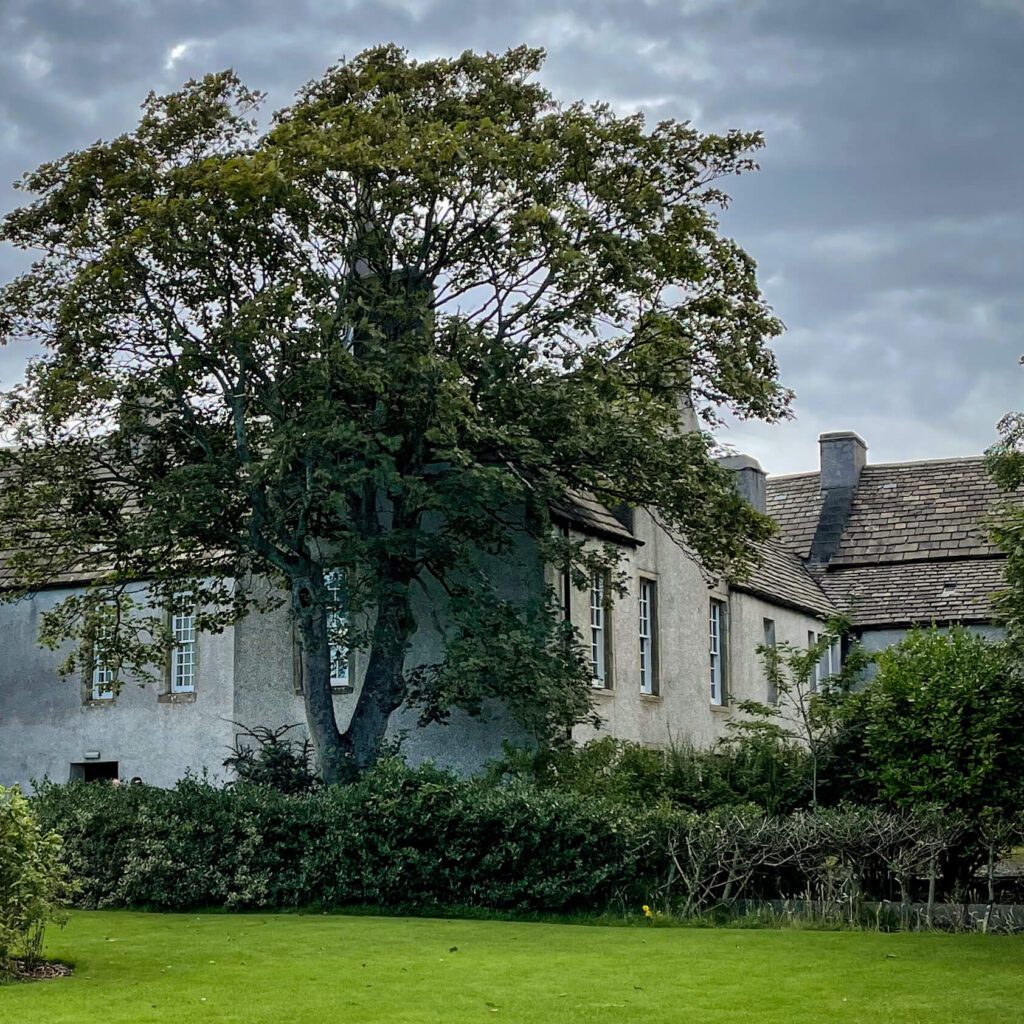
642, 905, 652, 918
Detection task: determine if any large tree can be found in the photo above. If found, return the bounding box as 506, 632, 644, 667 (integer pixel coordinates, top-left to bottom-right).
0, 46, 789, 781
987, 398, 1024, 647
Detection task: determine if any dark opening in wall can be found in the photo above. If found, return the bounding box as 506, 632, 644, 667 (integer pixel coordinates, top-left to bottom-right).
69, 761, 119, 782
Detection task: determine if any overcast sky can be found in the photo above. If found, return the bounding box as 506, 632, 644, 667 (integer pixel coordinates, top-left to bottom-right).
1, 0, 1021, 475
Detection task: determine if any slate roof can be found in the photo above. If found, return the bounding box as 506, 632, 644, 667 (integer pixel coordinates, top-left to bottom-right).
765, 471, 823, 560
732, 539, 835, 618
815, 558, 1005, 628
551, 491, 638, 546
766, 456, 1008, 627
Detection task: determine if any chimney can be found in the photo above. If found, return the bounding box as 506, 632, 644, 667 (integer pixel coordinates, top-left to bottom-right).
818, 431, 867, 491
809, 431, 868, 564
718, 454, 767, 514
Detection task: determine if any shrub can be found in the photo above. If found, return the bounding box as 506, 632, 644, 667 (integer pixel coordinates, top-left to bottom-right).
223, 723, 319, 795
31, 764, 643, 913
30, 764, 988, 918
487, 736, 813, 814
843, 626, 1024, 819
0, 785, 74, 977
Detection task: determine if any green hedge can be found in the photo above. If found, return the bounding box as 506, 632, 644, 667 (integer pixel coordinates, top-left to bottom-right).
31, 763, 643, 913
31, 764, 999, 916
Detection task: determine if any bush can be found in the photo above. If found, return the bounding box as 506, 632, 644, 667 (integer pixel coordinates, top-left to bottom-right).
30, 764, 988, 918
0, 785, 74, 977
223, 723, 319, 795
841, 626, 1024, 819
488, 736, 813, 814
31, 763, 644, 913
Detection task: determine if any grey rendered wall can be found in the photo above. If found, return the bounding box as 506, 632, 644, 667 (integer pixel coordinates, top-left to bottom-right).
570, 513, 829, 751
229, 533, 538, 777
569, 508, 714, 749
721, 591, 829, 735
0, 586, 236, 790
856, 623, 1004, 681
858, 623, 1004, 654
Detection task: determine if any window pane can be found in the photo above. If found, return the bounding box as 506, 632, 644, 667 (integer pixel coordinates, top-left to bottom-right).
710, 601, 723, 705
763, 618, 777, 704
171, 596, 196, 692
590, 573, 606, 686
92, 624, 114, 700
326, 570, 349, 687
807, 630, 818, 692
639, 581, 655, 694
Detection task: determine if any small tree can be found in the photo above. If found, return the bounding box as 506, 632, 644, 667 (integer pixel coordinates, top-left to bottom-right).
0, 45, 789, 780
223, 723, 319, 795
0, 786, 74, 978
848, 625, 1024, 820
734, 618, 869, 807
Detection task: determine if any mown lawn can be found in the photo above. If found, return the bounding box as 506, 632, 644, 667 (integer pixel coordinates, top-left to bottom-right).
3, 911, 1023, 1023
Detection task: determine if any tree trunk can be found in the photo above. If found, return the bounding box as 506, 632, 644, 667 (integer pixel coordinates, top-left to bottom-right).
338, 584, 417, 773
926, 855, 937, 929
292, 578, 348, 784
293, 573, 417, 782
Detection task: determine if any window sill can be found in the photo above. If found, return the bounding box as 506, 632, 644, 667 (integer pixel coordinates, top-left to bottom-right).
158, 691, 196, 704
710, 703, 731, 714
330, 685, 354, 695
590, 686, 614, 698
84, 699, 115, 708
639, 693, 663, 703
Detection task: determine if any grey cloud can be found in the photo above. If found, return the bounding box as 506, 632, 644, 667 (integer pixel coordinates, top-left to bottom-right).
0, 0, 1021, 471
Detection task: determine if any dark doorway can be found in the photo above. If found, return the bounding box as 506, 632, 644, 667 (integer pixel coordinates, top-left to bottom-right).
69, 761, 119, 782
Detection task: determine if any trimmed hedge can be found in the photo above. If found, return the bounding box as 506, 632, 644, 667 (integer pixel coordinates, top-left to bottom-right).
31, 763, 1001, 916
31, 763, 642, 913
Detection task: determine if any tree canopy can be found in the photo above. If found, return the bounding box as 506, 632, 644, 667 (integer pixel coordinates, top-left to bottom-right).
0, 45, 789, 780
843, 626, 1024, 819
986, 397, 1024, 647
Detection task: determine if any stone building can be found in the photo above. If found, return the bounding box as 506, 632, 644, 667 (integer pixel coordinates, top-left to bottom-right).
0, 430, 1007, 788
767, 431, 1006, 655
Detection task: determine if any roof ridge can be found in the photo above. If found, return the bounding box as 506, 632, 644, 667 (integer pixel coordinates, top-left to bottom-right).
766, 471, 819, 483
863, 455, 987, 470
767, 455, 989, 482
827, 551, 1005, 570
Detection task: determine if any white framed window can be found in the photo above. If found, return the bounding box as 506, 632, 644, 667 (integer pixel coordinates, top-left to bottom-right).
710, 599, 726, 705
639, 579, 658, 695
590, 572, 610, 688
807, 630, 841, 692
807, 630, 819, 691
91, 624, 115, 701
326, 570, 349, 688
170, 599, 196, 693
763, 617, 777, 704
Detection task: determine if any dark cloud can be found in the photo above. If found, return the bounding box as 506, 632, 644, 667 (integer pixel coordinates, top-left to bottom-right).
1, 0, 1020, 473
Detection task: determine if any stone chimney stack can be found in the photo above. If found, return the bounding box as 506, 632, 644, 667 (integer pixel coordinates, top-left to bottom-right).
809, 431, 868, 564
717, 454, 767, 514
819, 431, 867, 491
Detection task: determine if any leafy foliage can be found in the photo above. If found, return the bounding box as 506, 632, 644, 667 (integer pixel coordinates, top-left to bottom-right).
733, 617, 870, 806
987, 405, 1024, 647
31, 766, 639, 913
0, 785, 74, 977
0, 45, 789, 780
31, 768, 982, 916
488, 735, 812, 815
223, 723, 319, 795
842, 626, 1024, 819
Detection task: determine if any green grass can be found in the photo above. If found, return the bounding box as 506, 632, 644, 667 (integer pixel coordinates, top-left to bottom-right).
3, 911, 1024, 1023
